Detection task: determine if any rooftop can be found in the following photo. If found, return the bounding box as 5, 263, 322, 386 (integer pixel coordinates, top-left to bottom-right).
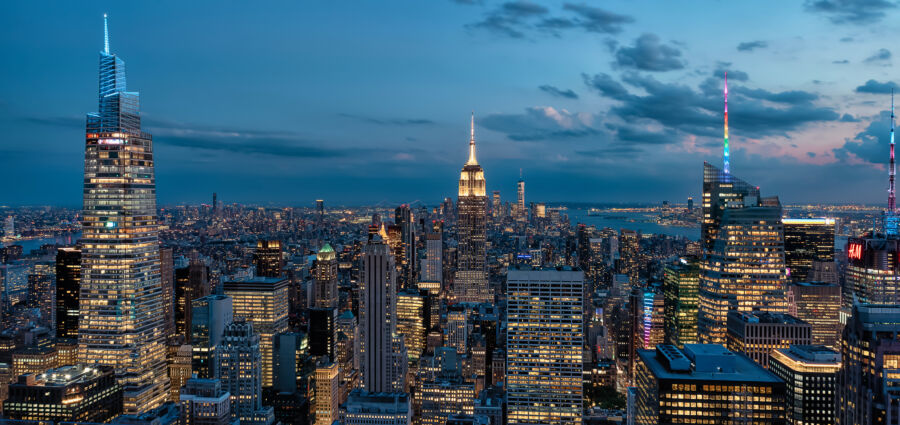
729, 311, 807, 325
638, 344, 781, 383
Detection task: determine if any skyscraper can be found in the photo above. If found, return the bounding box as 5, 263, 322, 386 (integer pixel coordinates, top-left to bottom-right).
837, 304, 900, 425
313, 362, 341, 425
254, 240, 284, 278
78, 15, 169, 413
782, 218, 835, 282
159, 247, 175, 338
698, 164, 788, 344
27, 262, 54, 328
395, 205, 416, 289
663, 257, 700, 348
787, 281, 841, 348
516, 172, 525, 224
633, 344, 786, 425
769, 345, 840, 425
455, 114, 490, 304
223, 277, 289, 387
191, 294, 233, 379
359, 236, 399, 393
421, 223, 442, 291
725, 311, 811, 368
175, 257, 210, 342
314, 243, 338, 309
55, 247, 80, 339
506, 266, 583, 425
218, 321, 275, 425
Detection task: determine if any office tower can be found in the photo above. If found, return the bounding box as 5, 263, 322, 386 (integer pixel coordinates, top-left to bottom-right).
687, 197, 693, 212
643, 291, 665, 350
217, 321, 275, 425
698, 166, 787, 344
212, 192, 218, 215
27, 262, 54, 328
180, 377, 237, 425
618, 229, 640, 285
341, 390, 412, 425
782, 218, 835, 282
516, 172, 525, 223
810, 260, 838, 284
626, 288, 645, 384
274, 332, 308, 394
223, 277, 289, 388
446, 305, 468, 354
191, 295, 232, 380
4, 365, 123, 422
57, 339, 78, 368
308, 307, 337, 360
506, 266, 583, 425
158, 247, 175, 339
633, 344, 786, 425
397, 289, 428, 361
421, 224, 442, 291
168, 343, 193, 402
314, 243, 338, 309
415, 378, 475, 425
175, 258, 210, 342
475, 387, 504, 425
701, 162, 761, 252
844, 237, 900, 309
786, 282, 841, 348
395, 205, 417, 289
837, 304, 900, 425
2, 216, 13, 239
726, 311, 811, 368
78, 15, 169, 414
663, 257, 700, 348
313, 362, 340, 425
455, 114, 490, 304
12, 346, 58, 377
769, 345, 839, 425
55, 247, 80, 339
887, 93, 899, 235
390, 336, 409, 392
359, 237, 399, 393
254, 240, 284, 278
491, 191, 501, 221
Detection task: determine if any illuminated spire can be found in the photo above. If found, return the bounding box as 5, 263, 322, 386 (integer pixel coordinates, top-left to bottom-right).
103, 14, 109, 55
723, 71, 730, 174
466, 111, 478, 166
890, 89, 896, 212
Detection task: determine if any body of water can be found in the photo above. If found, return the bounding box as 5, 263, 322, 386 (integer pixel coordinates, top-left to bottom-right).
3, 232, 81, 254
566, 209, 700, 240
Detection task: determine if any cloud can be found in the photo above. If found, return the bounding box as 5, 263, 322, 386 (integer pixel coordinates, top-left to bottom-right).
833, 110, 891, 163
155, 135, 347, 158
614, 34, 685, 72
450, 0, 482, 4
553, 3, 634, 34
469, 1, 633, 38
856, 79, 900, 93
614, 125, 673, 145
713, 67, 749, 82
479, 106, 604, 141
468, 0, 549, 38
833, 59, 850, 64
841, 113, 861, 122
577, 146, 642, 158
539, 85, 579, 99
864, 48, 892, 63
737, 40, 768, 52
584, 72, 841, 140
337, 113, 435, 126
582, 73, 631, 100
804, 0, 897, 24
731, 87, 819, 105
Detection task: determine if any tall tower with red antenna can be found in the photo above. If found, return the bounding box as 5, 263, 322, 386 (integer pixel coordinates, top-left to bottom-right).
890, 89, 896, 212
724, 71, 730, 175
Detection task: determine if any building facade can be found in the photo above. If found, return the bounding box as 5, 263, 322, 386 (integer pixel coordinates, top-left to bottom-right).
455, 115, 490, 303
769, 345, 839, 425
78, 16, 169, 413
223, 277, 289, 388
506, 266, 583, 425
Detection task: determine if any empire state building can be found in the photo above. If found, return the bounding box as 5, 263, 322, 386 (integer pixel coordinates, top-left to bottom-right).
78, 15, 169, 413
454, 114, 490, 303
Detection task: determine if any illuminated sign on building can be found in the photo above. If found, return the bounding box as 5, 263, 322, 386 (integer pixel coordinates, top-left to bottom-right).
848, 242, 863, 261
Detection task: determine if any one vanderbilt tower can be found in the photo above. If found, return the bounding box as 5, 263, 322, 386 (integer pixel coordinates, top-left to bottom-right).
78, 15, 169, 413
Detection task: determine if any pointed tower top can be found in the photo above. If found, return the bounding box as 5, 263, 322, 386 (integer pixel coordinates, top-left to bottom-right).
723, 71, 730, 175
103, 14, 110, 55
466, 112, 478, 166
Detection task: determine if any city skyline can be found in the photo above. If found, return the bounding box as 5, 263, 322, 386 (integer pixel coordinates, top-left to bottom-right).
3, 1, 900, 206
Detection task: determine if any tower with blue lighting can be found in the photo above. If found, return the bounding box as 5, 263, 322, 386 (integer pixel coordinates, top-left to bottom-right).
78, 14, 170, 414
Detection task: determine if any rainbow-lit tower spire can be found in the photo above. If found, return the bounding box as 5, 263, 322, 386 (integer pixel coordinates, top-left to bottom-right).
890, 89, 896, 212
723, 72, 730, 174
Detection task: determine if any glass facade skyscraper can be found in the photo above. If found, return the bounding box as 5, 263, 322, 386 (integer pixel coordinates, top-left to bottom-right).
77, 15, 169, 414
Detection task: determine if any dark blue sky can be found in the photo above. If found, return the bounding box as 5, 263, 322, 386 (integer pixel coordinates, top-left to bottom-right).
1, 1, 899, 206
